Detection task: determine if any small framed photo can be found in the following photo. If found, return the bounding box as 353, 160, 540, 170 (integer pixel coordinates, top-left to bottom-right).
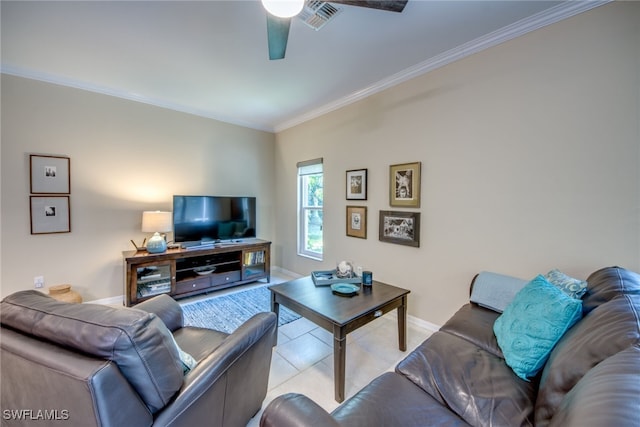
346, 206, 367, 239
390, 161, 421, 207
379, 210, 420, 247
346, 169, 367, 200
30, 154, 70, 194
30, 196, 71, 234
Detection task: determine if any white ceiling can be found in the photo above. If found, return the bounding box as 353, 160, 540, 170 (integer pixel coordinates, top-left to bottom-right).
1, 1, 605, 132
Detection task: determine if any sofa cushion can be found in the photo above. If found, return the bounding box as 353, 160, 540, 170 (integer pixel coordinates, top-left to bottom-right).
545, 346, 640, 427
493, 275, 582, 381
470, 271, 528, 313
332, 372, 470, 427
439, 303, 502, 358
581, 266, 640, 315
173, 326, 228, 362
535, 291, 640, 424
396, 331, 537, 426
0, 291, 184, 413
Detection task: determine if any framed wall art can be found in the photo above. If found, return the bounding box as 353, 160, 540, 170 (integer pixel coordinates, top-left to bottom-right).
30, 154, 70, 194
346, 205, 367, 239
346, 168, 367, 200
379, 210, 420, 247
30, 196, 71, 234
389, 161, 420, 207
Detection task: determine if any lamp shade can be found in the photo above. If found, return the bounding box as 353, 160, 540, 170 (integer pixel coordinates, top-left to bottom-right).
141, 211, 172, 233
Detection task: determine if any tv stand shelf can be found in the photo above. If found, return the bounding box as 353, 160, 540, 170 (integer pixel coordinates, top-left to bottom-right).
123, 239, 271, 306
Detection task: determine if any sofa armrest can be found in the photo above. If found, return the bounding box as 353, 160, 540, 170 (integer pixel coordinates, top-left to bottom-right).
153, 312, 277, 427
133, 294, 183, 331
260, 393, 340, 427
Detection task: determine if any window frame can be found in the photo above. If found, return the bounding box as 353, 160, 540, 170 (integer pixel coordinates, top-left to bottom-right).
297, 159, 323, 260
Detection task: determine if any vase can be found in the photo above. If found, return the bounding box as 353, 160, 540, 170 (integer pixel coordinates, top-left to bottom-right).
49, 284, 83, 303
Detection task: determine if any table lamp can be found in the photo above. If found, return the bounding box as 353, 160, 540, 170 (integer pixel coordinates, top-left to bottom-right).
141, 211, 172, 253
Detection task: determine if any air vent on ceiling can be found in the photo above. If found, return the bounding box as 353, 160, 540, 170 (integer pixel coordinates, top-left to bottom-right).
299, 1, 342, 31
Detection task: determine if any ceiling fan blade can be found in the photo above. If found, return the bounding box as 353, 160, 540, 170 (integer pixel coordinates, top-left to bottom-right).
266, 14, 291, 60
330, 0, 408, 13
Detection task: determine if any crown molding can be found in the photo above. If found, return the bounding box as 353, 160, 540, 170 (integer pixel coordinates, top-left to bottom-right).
2, 1, 610, 134
0, 65, 274, 133
273, 0, 611, 132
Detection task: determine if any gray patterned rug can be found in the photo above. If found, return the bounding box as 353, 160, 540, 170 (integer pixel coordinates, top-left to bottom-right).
181, 285, 300, 333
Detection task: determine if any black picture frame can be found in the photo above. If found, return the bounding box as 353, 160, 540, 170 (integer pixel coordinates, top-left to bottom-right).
30, 154, 71, 194
30, 196, 71, 234
379, 210, 420, 247
346, 168, 367, 200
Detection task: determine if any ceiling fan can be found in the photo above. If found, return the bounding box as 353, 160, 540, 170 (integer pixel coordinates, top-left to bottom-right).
262, 0, 409, 60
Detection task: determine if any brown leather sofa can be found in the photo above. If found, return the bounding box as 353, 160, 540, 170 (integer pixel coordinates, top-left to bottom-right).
260, 266, 640, 426
1, 291, 277, 427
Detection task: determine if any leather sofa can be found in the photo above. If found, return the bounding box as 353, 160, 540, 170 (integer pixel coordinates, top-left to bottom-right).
1, 291, 277, 427
260, 266, 640, 426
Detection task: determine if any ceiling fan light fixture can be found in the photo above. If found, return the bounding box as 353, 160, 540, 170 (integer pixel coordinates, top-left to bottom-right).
262, 0, 305, 18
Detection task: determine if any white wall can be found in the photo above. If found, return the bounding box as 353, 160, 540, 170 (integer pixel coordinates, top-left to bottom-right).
274, 2, 640, 325
1, 75, 276, 300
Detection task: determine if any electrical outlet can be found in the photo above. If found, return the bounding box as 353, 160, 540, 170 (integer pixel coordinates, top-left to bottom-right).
34, 276, 44, 288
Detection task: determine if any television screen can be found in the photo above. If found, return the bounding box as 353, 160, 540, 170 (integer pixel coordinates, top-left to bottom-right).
173, 195, 256, 244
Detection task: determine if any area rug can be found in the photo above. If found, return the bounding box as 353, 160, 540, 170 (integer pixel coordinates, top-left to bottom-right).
181, 285, 300, 333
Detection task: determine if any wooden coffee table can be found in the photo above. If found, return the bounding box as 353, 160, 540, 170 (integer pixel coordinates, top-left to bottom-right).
269, 276, 410, 402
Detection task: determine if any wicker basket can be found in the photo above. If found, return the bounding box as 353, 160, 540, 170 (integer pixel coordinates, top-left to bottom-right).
49, 284, 82, 303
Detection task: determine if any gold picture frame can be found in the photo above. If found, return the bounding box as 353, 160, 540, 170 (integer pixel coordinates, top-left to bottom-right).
346, 206, 367, 239
390, 161, 421, 207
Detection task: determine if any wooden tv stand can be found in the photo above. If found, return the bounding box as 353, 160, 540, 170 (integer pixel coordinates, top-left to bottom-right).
123, 239, 271, 306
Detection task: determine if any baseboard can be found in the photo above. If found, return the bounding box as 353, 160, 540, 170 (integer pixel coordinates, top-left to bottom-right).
383, 310, 441, 333
88, 295, 124, 306
271, 266, 302, 279
408, 315, 441, 333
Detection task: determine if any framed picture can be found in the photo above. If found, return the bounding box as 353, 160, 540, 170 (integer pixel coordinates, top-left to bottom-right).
346, 169, 367, 200
30, 155, 70, 194
346, 206, 367, 239
390, 161, 421, 207
379, 210, 420, 247
30, 196, 71, 234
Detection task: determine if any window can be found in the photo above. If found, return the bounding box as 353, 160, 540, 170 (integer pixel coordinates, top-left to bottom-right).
298, 158, 323, 259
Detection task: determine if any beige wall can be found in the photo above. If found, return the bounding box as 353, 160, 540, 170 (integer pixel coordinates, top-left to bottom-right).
1, 3, 638, 325
274, 2, 640, 324
1, 75, 276, 301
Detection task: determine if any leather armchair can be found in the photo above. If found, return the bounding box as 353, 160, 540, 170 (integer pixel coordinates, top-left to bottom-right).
1, 291, 277, 427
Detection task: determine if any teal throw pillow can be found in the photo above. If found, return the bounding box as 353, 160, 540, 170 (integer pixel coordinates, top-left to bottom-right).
168, 333, 197, 374
493, 275, 583, 381
544, 269, 587, 299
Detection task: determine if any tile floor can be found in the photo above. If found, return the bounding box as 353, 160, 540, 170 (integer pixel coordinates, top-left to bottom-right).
231, 272, 435, 426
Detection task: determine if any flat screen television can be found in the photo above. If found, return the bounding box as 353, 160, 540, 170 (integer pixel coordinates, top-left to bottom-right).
173, 195, 256, 245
